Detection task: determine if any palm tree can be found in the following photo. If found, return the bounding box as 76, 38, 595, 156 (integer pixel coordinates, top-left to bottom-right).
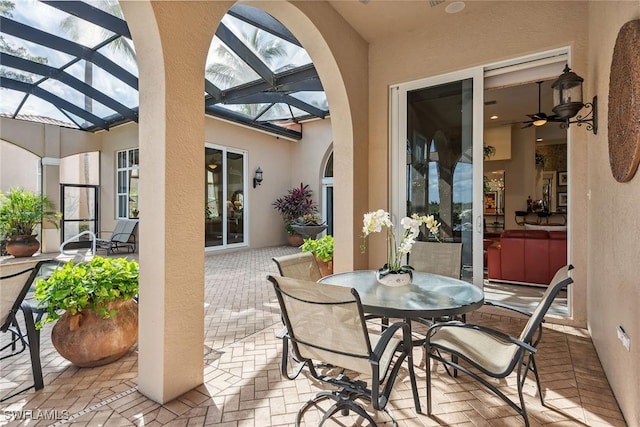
58, 1, 138, 225
0, 1, 48, 83
206, 27, 287, 118
58, 0, 136, 114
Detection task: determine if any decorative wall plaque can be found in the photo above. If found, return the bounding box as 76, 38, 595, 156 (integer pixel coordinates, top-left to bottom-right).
608, 19, 640, 183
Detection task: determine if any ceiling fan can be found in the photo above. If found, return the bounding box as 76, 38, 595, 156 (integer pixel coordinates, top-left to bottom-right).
522, 81, 564, 128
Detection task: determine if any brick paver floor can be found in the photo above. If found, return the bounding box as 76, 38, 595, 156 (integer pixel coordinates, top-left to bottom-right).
0, 247, 626, 426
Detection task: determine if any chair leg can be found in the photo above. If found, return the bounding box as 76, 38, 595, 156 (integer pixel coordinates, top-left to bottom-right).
425, 344, 432, 415
296, 391, 383, 427
21, 303, 44, 390
516, 354, 531, 427
407, 347, 422, 414
529, 354, 545, 406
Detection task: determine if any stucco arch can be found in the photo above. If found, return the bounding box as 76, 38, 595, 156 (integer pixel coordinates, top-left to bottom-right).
246, 1, 369, 271
121, 0, 369, 403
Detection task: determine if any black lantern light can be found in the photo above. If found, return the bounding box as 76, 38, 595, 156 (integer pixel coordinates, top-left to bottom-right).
253, 167, 263, 188
551, 65, 598, 134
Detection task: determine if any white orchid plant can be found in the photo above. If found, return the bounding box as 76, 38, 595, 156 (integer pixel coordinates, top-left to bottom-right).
362, 209, 440, 275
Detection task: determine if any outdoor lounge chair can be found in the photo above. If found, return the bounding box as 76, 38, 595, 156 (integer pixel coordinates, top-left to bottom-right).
268, 274, 421, 425
96, 219, 138, 254
424, 265, 574, 427
0, 259, 62, 401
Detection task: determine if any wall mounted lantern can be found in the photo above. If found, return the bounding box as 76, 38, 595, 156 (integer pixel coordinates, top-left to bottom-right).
253, 167, 263, 188
551, 65, 598, 134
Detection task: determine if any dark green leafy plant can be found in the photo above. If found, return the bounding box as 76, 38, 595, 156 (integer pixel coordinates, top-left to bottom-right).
35, 256, 139, 327
301, 235, 334, 262
483, 145, 496, 159
0, 187, 61, 236
272, 183, 319, 230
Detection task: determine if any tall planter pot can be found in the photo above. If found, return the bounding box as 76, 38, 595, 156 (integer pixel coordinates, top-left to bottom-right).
287, 233, 304, 247
315, 257, 333, 277
51, 299, 138, 367
5, 234, 40, 258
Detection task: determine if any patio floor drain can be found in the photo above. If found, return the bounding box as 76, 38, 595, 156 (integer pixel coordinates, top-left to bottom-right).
48, 386, 138, 426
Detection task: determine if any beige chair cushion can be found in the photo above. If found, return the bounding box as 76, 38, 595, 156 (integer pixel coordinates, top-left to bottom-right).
430, 327, 519, 376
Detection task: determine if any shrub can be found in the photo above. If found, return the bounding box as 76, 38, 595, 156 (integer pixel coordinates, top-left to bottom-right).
0, 187, 61, 236
272, 183, 319, 228
301, 234, 334, 262
35, 256, 139, 327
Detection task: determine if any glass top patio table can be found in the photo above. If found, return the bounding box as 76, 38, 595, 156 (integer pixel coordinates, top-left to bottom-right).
318, 270, 484, 319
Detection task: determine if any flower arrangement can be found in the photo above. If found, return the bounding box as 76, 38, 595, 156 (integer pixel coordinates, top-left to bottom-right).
362, 209, 440, 275
295, 212, 323, 225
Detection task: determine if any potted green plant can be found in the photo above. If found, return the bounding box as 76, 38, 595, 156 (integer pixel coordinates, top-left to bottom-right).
273, 183, 322, 246
0, 187, 61, 257
301, 234, 334, 276
35, 256, 139, 367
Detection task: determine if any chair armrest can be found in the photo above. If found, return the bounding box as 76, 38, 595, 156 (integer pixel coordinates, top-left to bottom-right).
483, 300, 534, 318
371, 320, 410, 362
111, 232, 135, 241
275, 326, 288, 340
426, 320, 537, 354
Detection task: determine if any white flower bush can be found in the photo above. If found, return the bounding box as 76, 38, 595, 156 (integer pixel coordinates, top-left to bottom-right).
362, 209, 440, 273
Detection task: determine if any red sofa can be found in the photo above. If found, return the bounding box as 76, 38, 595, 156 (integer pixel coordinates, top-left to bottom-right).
487, 230, 567, 286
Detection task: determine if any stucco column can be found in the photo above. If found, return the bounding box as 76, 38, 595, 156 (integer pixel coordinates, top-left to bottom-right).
121, 1, 230, 403
40, 158, 61, 253
41, 125, 62, 253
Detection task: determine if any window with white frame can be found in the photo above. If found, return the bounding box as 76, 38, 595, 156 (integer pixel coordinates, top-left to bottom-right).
116, 148, 139, 219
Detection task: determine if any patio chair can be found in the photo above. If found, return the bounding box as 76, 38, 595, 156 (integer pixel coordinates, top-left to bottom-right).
409, 241, 463, 279
272, 252, 325, 378
96, 219, 138, 254
424, 265, 574, 427
272, 252, 322, 282
268, 274, 421, 425
0, 259, 62, 401
410, 241, 464, 324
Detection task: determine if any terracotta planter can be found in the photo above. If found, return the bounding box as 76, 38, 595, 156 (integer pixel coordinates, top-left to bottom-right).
287, 233, 304, 247
6, 234, 40, 258
51, 299, 138, 367
315, 257, 333, 277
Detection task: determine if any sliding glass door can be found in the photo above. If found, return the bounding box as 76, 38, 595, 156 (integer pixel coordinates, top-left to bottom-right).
205, 145, 247, 250
391, 68, 484, 285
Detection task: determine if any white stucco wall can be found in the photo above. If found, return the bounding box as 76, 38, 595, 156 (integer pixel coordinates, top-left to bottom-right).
97, 116, 334, 250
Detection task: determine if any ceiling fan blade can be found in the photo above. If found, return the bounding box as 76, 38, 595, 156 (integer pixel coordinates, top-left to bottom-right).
521, 122, 534, 129
547, 115, 565, 123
